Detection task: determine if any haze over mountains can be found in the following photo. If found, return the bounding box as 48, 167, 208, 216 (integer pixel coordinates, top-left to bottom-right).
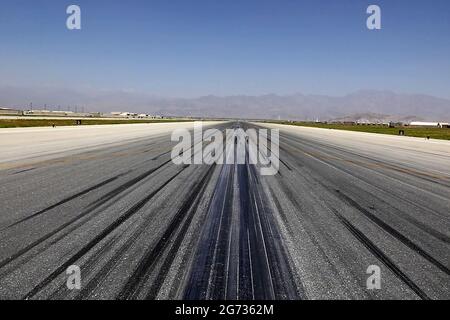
1, 86, 450, 122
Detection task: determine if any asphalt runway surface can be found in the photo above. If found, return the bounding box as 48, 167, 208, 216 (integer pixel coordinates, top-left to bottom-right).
0, 121, 449, 300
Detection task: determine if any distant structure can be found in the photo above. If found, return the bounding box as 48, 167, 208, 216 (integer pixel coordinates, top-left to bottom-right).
1, 106, 166, 120
0, 107, 23, 116
410, 121, 450, 128
23, 109, 101, 118
110, 112, 162, 119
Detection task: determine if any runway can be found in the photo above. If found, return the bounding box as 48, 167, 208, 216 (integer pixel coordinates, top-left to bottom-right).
0, 121, 448, 300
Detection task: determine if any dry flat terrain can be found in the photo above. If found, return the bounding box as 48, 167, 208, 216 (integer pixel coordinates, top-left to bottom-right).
0, 122, 448, 299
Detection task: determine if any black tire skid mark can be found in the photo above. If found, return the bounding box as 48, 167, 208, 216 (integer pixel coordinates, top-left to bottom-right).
21, 166, 187, 299
243, 162, 302, 300
85, 159, 174, 211
277, 133, 450, 270
332, 189, 450, 276
47, 233, 120, 299
0, 160, 175, 276
5, 173, 126, 229
281, 134, 450, 224
183, 128, 301, 300
274, 173, 430, 299
116, 164, 217, 300
72, 165, 211, 300
183, 164, 235, 300
270, 137, 443, 298
11, 167, 37, 175
282, 132, 450, 188
329, 207, 430, 300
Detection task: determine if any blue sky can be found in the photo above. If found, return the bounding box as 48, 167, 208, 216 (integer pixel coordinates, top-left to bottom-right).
0, 0, 449, 98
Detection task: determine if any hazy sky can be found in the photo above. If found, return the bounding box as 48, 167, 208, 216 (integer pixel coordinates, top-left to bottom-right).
0, 0, 449, 98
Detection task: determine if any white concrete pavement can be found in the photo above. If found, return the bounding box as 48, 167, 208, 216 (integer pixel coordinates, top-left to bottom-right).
0, 122, 222, 165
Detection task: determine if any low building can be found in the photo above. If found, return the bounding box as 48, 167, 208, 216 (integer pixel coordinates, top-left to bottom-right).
410, 122, 450, 128
24, 110, 75, 117
110, 112, 138, 118
0, 107, 23, 116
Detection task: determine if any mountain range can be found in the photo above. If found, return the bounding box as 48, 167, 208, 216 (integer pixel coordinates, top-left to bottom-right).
1, 86, 449, 122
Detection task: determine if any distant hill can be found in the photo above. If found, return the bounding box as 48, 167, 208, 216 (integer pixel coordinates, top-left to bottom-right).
1, 86, 450, 122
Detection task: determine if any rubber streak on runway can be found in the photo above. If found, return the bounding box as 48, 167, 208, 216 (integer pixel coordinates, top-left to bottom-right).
0, 121, 448, 299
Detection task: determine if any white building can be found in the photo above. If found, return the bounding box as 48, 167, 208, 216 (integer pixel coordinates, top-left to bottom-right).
410, 122, 449, 128
110, 112, 138, 118
0, 107, 23, 115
